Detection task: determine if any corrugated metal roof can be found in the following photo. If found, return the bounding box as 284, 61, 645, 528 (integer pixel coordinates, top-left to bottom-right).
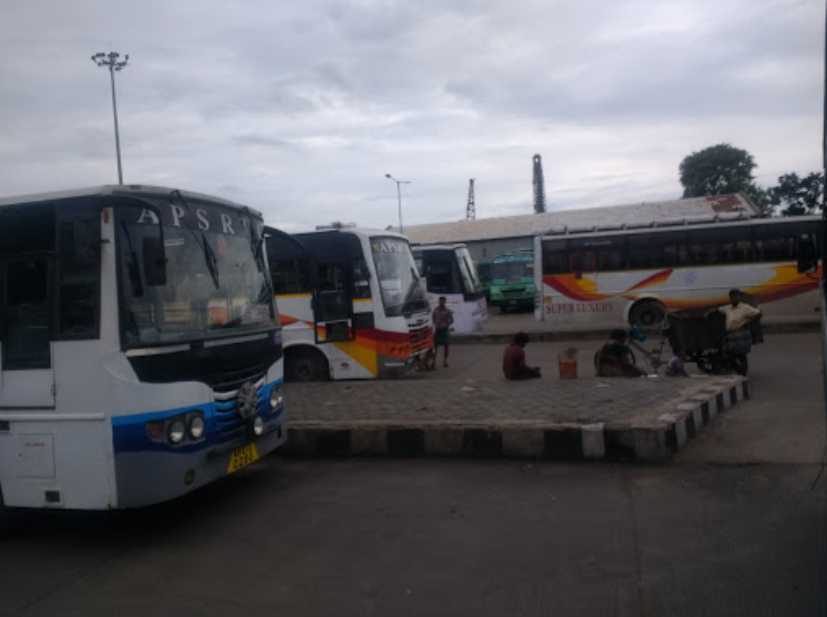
403, 194, 758, 245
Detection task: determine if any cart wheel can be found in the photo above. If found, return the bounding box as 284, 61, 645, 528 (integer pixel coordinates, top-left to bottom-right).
696, 358, 714, 374
732, 354, 748, 376
423, 349, 436, 371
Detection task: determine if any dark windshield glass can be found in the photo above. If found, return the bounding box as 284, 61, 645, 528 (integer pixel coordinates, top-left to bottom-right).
493, 259, 532, 282
116, 198, 274, 347
370, 237, 428, 317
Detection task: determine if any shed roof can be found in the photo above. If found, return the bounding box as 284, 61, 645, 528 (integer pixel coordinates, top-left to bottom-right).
402, 194, 758, 245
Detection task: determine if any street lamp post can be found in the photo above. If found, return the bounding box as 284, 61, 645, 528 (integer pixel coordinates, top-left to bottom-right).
385, 173, 412, 234
91, 51, 129, 184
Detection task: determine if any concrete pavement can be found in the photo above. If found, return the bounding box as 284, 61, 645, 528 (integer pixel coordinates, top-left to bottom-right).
1, 332, 825, 616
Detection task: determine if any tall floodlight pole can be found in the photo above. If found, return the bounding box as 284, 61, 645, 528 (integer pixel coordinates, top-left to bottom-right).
91, 51, 129, 184
385, 173, 412, 234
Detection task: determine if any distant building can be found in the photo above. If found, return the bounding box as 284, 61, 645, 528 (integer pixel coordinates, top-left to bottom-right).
403, 194, 759, 265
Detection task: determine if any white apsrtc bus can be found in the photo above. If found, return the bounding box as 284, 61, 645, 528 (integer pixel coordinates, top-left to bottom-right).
266, 225, 433, 380
0, 186, 286, 510
534, 214, 821, 330
412, 244, 487, 334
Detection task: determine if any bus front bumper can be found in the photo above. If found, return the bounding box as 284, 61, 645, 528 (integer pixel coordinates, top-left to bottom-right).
113, 414, 287, 509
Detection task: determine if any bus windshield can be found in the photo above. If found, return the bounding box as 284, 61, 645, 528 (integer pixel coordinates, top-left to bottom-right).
371, 237, 427, 317
493, 259, 532, 283
116, 198, 274, 347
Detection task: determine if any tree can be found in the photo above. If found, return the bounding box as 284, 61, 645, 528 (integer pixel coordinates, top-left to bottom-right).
768, 172, 824, 216
679, 144, 756, 198
742, 183, 773, 217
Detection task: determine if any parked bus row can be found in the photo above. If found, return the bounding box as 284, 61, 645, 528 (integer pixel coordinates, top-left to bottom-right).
0, 187, 435, 512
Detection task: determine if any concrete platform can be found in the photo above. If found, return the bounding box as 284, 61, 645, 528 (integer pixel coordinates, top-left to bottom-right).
282, 375, 750, 462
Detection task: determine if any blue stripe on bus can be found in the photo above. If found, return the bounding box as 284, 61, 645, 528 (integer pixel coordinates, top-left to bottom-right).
111, 379, 284, 454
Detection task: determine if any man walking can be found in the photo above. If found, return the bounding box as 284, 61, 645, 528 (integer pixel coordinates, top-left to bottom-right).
432, 296, 454, 368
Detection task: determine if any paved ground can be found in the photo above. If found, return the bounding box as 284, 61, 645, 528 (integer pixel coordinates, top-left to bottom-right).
285, 376, 730, 427
1, 333, 825, 616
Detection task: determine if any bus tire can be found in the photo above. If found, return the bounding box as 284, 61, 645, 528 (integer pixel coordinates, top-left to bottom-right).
285, 347, 330, 382
629, 300, 666, 330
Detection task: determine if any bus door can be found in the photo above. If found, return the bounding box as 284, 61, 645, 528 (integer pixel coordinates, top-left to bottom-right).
0, 254, 55, 408
314, 260, 354, 344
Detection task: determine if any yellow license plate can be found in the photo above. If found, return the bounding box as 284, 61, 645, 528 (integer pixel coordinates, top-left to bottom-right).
227, 442, 260, 474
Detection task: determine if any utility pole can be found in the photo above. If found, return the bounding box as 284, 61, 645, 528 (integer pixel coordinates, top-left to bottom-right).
385, 173, 412, 233
91, 51, 129, 184
532, 154, 546, 214
466, 178, 476, 220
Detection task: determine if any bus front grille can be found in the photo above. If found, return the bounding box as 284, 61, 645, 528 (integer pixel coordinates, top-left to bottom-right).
211, 376, 266, 442
204, 363, 270, 393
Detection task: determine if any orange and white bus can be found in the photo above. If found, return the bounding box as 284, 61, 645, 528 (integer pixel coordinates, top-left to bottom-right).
534, 214, 822, 330
265, 225, 433, 380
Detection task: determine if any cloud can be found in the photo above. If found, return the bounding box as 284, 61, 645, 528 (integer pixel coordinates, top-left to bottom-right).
0, 0, 821, 231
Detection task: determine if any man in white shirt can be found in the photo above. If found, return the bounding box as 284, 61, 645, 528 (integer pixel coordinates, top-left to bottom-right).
718, 289, 761, 332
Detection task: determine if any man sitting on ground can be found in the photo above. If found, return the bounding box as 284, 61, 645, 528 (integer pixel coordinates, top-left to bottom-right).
596, 329, 646, 378
503, 332, 541, 380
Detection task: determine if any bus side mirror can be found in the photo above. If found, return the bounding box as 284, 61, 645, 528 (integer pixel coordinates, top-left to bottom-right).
797, 237, 817, 273
142, 236, 168, 286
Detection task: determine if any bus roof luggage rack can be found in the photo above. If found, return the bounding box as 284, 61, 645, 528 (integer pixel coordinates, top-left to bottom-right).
653, 217, 687, 227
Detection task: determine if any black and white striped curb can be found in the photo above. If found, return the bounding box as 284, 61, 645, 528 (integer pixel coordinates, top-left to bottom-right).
281, 377, 749, 462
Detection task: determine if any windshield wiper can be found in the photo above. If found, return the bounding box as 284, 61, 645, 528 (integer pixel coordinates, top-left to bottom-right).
169, 190, 220, 289
200, 230, 220, 289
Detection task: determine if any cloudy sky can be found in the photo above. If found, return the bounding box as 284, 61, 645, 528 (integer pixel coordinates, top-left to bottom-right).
0, 0, 822, 230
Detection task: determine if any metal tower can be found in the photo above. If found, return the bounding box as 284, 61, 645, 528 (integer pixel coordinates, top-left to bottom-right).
466, 178, 476, 220
532, 154, 546, 213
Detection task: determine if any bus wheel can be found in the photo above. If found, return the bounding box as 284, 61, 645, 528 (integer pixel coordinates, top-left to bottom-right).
629, 300, 666, 330
286, 348, 329, 382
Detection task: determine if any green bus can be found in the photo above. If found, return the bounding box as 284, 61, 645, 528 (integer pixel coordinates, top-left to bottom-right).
489, 251, 535, 312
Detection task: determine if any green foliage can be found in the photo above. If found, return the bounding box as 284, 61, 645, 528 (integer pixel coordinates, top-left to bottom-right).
768, 172, 824, 216
679, 144, 756, 198
741, 184, 773, 216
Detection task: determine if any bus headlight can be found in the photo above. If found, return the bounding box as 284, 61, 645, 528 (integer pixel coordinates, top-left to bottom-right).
188, 414, 205, 440
269, 387, 283, 409
168, 419, 186, 445
252, 416, 265, 436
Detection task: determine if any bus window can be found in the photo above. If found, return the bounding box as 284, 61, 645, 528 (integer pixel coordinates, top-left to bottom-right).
271, 259, 309, 293
686, 229, 721, 265
542, 243, 567, 274
754, 225, 797, 262
569, 250, 596, 273
57, 205, 101, 339
594, 239, 626, 271
316, 262, 350, 321
628, 235, 657, 269
352, 257, 371, 299
425, 261, 454, 294
4, 257, 51, 370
